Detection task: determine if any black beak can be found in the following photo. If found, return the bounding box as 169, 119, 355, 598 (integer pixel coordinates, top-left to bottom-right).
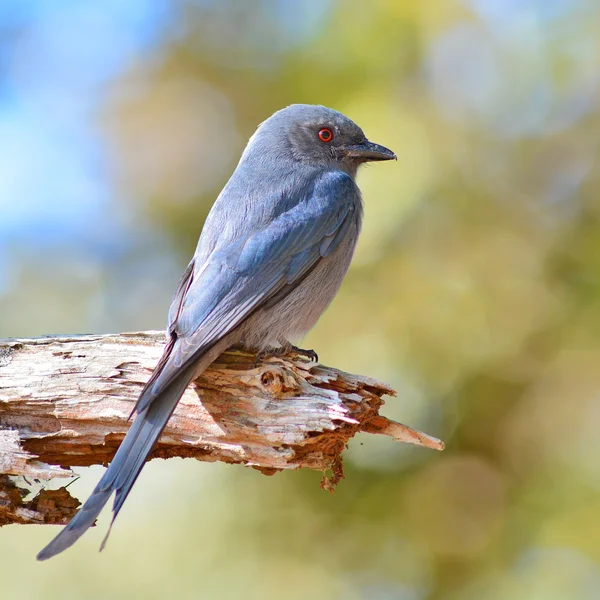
345, 140, 396, 162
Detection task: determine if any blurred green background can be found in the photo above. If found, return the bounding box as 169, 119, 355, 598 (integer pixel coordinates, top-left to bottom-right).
2, 1, 600, 598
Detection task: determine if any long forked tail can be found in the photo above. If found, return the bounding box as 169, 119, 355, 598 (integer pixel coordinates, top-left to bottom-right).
36, 366, 196, 561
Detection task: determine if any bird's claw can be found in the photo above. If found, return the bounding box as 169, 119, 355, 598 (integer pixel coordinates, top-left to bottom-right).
289, 345, 318, 362
254, 345, 318, 365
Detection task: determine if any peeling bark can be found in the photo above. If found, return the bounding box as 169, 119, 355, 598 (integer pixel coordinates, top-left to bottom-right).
0, 331, 443, 525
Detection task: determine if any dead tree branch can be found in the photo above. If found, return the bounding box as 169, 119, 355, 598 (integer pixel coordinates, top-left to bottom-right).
0, 331, 443, 526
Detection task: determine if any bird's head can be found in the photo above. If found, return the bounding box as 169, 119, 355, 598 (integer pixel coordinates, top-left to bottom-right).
245, 104, 396, 175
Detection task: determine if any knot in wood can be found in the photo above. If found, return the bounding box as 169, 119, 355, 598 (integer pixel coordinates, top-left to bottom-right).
259, 368, 284, 394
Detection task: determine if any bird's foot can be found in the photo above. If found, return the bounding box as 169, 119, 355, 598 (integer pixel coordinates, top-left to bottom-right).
288, 345, 318, 363
254, 344, 318, 364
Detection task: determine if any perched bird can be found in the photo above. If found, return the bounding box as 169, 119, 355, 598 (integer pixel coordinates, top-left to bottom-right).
37, 104, 395, 560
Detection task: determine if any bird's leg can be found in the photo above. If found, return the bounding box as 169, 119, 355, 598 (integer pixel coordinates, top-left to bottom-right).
254, 340, 318, 364
289, 345, 318, 362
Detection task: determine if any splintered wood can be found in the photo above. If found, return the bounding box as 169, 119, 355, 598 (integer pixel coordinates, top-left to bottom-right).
0, 331, 443, 525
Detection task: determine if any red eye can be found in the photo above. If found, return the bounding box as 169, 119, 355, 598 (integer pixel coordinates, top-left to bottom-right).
318, 128, 333, 143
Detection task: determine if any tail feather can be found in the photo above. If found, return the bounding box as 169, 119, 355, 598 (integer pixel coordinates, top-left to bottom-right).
36, 367, 196, 561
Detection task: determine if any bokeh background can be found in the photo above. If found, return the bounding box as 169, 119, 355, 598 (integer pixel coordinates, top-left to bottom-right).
2, 1, 600, 598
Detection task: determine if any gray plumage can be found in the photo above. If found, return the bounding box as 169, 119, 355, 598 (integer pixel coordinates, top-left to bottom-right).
37, 104, 395, 560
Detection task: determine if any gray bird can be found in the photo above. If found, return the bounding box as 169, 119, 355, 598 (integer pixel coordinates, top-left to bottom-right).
37, 104, 395, 560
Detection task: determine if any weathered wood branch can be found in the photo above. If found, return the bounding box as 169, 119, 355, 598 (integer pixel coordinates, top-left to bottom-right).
0, 331, 443, 526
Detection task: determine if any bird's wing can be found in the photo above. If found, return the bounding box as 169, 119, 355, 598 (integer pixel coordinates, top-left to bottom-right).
143, 169, 358, 399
